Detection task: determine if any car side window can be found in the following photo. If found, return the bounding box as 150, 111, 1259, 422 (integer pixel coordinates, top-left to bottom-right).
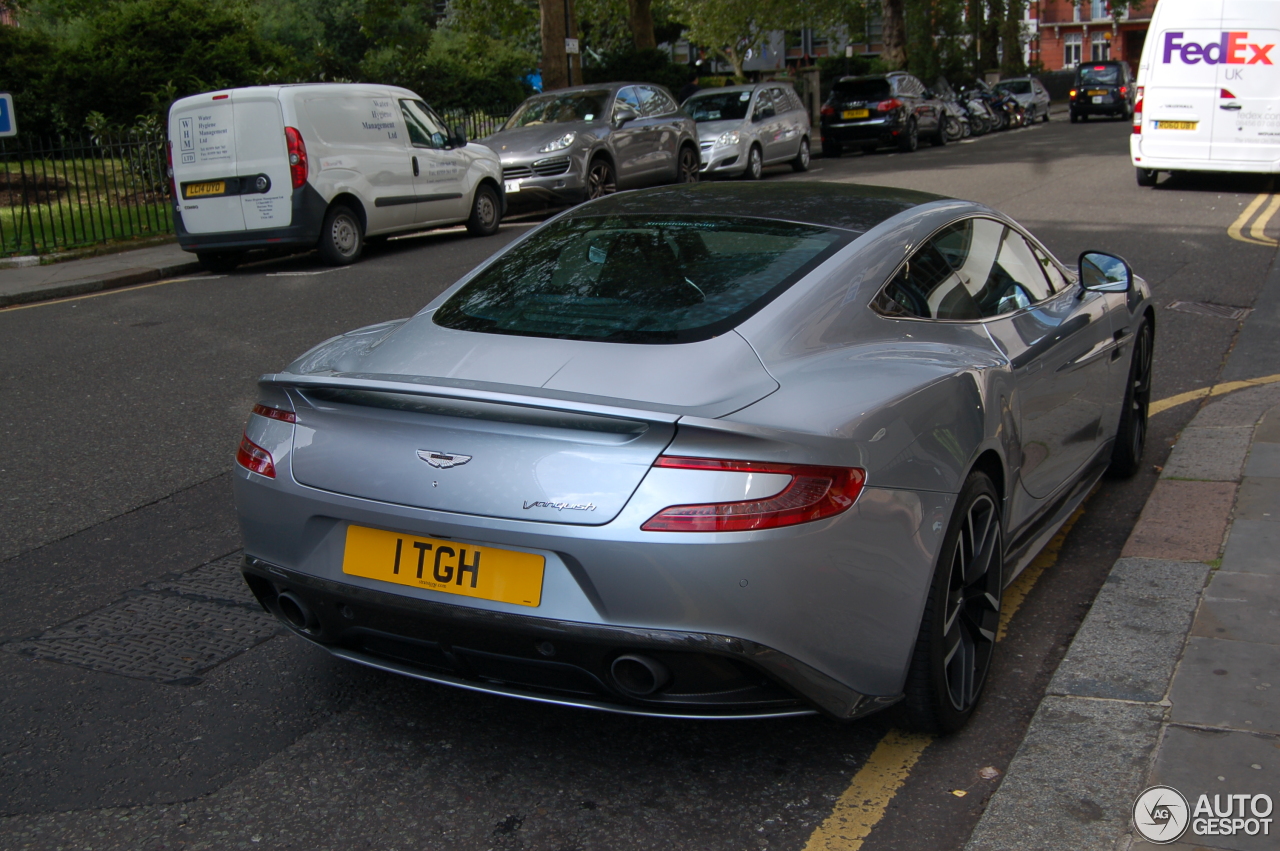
768, 87, 789, 112
400, 99, 448, 149
753, 90, 776, 121
1029, 242, 1071, 293
614, 87, 641, 117
873, 218, 1054, 321
637, 86, 675, 117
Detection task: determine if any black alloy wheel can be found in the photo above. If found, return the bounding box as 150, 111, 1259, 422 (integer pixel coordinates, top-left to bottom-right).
744, 144, 764, 180
791, 137, 810, 172
678, 145, 700, 184
1108, 320, 1153, 477
318, 204, 363, 266
465, 183, 501, 236
904, 472, 1003, 734
897, 119, 919, 153
586, 157, 616, 200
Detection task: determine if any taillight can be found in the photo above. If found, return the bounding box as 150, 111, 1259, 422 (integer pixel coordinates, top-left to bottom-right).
640, 456, 866, 532
1133, 86, 1143, 135
166, 139, 177, 200
285, 126, 308, 189
876, 98, 903, 112
1120, 86, 1128, 94
252, 403, 296, 424
1069, 89, 1078, 98
236, 435, 277, 478
820, 104, 835, 117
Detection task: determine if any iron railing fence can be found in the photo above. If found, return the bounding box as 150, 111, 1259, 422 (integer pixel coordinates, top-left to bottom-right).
0, 130, 173, 257
436, 104, 517, 143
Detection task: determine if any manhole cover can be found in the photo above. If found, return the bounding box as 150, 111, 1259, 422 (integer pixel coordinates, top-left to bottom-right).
1166, 301, 1251, 321
5, 552, 280, 684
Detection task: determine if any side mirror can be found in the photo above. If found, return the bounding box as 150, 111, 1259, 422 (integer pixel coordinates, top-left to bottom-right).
614, 106, 638, 126
1078, 251, 1132, 293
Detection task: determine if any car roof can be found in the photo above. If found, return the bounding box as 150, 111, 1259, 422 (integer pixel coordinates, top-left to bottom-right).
563, 181, 950, 233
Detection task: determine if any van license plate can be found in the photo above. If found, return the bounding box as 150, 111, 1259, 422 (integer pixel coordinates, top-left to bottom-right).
504, 179, 522, 194
842, 109, 870, 120
184, 181, 225, 198
342, 524, 545, 607
1154, 121, 1197, 131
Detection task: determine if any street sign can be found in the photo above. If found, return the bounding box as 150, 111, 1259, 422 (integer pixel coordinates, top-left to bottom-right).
565, 38, 580, 55
0, 92, 16, 138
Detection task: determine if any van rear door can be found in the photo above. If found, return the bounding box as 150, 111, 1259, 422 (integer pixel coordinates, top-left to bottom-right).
231, 91, 291, 230
1212, 6, 1279, 164
1141, 22, 1224, 162
171, 95, 245, 234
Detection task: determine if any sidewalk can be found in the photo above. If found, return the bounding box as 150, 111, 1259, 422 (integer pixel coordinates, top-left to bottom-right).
967, 264, 1280, 848
0, 242, 200, 308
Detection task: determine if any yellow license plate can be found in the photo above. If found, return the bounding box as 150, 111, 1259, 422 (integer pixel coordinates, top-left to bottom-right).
342, 524, 545, 607
184, 181, 225, 198
842, 109, 870, 120
1088, 90, 1108, 96
1155, 121, 1198, 130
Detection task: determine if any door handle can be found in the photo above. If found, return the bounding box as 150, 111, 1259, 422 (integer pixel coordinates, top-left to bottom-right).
1220, 103, 1243, 110
412, 156, 419, 176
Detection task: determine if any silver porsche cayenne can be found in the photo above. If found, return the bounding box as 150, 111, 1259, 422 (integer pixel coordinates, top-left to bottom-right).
234, 182, 1154, 732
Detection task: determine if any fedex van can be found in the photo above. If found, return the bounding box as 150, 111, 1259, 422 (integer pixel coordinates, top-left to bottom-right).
168, 84, 505, 271
1131, 0, 1279, 186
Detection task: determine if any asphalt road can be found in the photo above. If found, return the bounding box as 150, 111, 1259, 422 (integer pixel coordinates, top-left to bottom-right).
0, 116, 1275, 851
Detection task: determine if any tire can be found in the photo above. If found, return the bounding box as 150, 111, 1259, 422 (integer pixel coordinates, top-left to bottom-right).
318, 204, 363, 266
195, 251, 243, 274
930, 121, 947, 147
743, 144, 764, 180
1135, 167, 1159, 187
821, 140, 842, 158
791, 137, 810, 172
1108, 320, 1153, 478
1043, 108, 1050, 123
861, 143, 879, 155
944, 115, 963, 142
903, 471, 1003, 734
677, 144, 700, 184
465, 182, 501, 237
1070, 111, 1079, 123
897, 119, 919, 153
585, 157, 616, 200
1025, 106, 1037, 124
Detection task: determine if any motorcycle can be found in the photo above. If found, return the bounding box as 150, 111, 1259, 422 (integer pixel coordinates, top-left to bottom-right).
958, 85, 996, 135
932, 78, 971, 142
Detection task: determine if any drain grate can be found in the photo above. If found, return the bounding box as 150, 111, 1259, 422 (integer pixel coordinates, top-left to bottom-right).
1166, 301, 1252, 321
5, 552, 281, 684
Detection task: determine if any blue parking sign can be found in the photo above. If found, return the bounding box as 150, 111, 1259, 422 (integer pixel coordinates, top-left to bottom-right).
0, 93, 16, 138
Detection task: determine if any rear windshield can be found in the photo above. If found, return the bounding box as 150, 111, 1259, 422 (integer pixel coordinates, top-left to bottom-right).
684, 91, 753, 122
1078, 65, 1120, 85
995, 80, 1032, 95
832, 79, 892, 102
433, 215, 850, 344
503, 90, 611, 128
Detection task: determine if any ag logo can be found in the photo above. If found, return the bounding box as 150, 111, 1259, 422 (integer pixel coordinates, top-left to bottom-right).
416, 450, 472, 469
1134, 785, 1190, 844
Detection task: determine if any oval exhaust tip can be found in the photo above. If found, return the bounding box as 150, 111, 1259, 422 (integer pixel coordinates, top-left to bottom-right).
610, 654, 670, 696
276, 591, 317, 632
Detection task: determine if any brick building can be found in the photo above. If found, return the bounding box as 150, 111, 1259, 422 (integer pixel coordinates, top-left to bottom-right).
1032, 0, 1157, 73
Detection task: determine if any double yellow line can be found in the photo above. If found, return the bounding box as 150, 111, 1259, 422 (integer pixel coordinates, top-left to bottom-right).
1228, 192, 1280, 246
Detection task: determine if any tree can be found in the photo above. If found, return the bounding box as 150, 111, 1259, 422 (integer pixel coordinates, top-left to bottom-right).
880, 0, 906, 69
628, 0, 656, 49
539, 0, 581, 90
669, 0, 780, 80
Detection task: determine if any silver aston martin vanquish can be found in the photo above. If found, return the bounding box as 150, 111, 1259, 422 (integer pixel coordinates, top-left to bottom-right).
234, 182, 1153, 732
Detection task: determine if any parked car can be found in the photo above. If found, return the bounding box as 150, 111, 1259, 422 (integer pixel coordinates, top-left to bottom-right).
993, 77, 1052, 123
820, 72, 947, 156
168, 84, 504, 272
233, 181, 1154, 734
476, 83, 699, 208
1069, 60, 1135, 122
1131, 0, 1280, 186
682, 83, 811, 179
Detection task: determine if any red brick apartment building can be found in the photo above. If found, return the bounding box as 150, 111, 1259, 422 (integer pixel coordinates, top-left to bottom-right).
1033, 0, 1157, 73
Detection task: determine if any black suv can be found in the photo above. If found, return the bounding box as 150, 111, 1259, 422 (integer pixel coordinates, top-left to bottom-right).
820, 73, 946, 156
1069, 61, 1135, 122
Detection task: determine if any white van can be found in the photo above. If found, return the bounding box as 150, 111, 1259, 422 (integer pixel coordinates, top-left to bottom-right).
168, 84, 505, 270
1131, 0, 1279, 186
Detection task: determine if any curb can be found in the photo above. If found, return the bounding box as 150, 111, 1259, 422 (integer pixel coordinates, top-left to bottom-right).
0, 260, 203, 309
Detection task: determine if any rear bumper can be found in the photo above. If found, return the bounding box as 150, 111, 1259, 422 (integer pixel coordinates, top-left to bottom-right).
1070, 100, 1129, 117
821, 117, 901, 148
175, 183, 328, 253
1130, 139, 1280, 173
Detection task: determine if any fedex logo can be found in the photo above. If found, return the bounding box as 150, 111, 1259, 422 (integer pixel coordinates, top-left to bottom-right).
1163, 32, 1274, 65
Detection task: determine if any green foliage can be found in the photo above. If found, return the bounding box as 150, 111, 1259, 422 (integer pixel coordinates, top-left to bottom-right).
364, 28, 535, 109
582, 47, 694, 92
0, 20, 62, 136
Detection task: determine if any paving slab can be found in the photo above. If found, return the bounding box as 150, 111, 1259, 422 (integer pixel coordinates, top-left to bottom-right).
1189, 387, 1280, 429
1162, 428, 1254, 482
1190, 572, 1280, 646
1049, 558, 1209, 702
1243, 444, 1280, 478
1168, 637, 1280, 734
1122, 480, 1238, 562
1232, 478, 1280, 524
1146, 726, 1280, 851
1252, 407, 1280, 444
1221, 520, 1280, 576
964, 696, 1165, 851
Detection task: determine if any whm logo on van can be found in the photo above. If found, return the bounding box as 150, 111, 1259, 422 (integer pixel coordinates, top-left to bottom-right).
1163, 31, 1275, 65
